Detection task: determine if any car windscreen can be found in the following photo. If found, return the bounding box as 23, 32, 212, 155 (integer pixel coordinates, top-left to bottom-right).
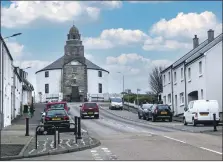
158, 105, 171, 110
48, 104, 65, 109
47, 110, 66, 116
111, 98, 122, 103
84, 103, 98, 108
143, 104, 153, 109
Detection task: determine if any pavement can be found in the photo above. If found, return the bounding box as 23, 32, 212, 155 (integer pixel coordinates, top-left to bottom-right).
0, 103, 100, 160
18, 102, 222, 160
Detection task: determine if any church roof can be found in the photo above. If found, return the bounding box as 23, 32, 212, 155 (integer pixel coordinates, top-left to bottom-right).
35, 56, 109, 74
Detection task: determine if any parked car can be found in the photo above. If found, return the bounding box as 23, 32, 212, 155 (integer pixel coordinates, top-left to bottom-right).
109, 97, 123, 110
138, 104, 153, 120
80, 102, 99, 119
43, 109, 70, 132
183, 100, 220, 126
44, 101, 70, 113
146, 104, 173, 122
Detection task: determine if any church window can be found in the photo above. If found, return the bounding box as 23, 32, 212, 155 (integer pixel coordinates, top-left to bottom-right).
98, 83, 102, 93
45, 71, 49, 77
98, 71, 102, 77
45, 84, 49, 93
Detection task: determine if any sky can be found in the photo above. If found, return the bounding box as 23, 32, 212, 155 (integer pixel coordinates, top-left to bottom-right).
1, 1, 222, 94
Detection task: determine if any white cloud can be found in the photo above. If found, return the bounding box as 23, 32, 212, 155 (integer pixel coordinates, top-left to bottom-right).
2, 1, 122, 28
129, 1, 171, 3
143, 36, 191, 51
106, 53, 150, 65
150, 11, 222, 40
83, 28, 148, 49
5, 41, 24, 58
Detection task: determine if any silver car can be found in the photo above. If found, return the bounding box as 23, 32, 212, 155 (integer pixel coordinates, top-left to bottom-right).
138, 104, 153, 120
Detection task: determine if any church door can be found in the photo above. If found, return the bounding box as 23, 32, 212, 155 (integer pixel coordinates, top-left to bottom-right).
71, 86, 80, 102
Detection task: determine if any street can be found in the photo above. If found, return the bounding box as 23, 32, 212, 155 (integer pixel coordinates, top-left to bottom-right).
19, 103, 222, 160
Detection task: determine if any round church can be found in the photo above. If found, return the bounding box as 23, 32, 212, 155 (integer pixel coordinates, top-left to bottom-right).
35, 25, 109, 102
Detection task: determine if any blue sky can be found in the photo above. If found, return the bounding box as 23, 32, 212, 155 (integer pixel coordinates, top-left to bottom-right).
1, 1, 222, 94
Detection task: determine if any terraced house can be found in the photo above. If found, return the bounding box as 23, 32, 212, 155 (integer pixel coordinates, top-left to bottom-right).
161, 29, 222, 116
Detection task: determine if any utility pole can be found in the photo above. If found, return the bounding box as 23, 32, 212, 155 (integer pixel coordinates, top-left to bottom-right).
137, 88, 141, 106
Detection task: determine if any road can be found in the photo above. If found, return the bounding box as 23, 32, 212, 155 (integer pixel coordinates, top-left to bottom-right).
22, 103, 222, 160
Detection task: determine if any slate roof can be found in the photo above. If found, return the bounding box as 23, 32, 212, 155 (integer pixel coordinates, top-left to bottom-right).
35, 56, 109, 74
161, 32, 223, 73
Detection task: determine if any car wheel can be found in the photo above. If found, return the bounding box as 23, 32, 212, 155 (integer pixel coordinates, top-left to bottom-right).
95, 115, 99, 119
183, 117, 187, 125
192, 118, 197, 126
138, 113, 141, 119
81, 115, 84, 119
146, 116, 150, 121
162, 119, 165, 122
143, 115, 146, 120
152, 115, 156, 122
169, 117, 172, 122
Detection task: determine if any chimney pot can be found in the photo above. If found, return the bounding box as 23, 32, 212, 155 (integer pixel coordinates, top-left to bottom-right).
208, 29, 214, 43
193, 35, 199, 49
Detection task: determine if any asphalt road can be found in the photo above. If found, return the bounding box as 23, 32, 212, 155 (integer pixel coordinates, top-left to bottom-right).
24, 102, 223, 160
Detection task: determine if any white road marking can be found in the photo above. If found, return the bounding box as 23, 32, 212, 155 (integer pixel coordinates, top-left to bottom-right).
199, 147, 222, 155
28, 149, 35, 154
66, 139, 72, 147
163, 136, 186, 144
91, 150, 97, 153
81, 139, 86, 146
50, 140, 54, 148
81, 128, 88, 132
38, 140, 47, 153
59, 139, 65, 149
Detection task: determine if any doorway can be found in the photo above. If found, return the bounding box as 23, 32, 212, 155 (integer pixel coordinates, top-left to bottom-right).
188, 91, 198, 103
71, 86, 80, 102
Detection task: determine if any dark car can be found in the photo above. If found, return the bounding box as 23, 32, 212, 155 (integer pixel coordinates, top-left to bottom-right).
138, 104, 153, 120
80, 102, 99, 119
145, 104, 173, 122
43, 109, 70, 131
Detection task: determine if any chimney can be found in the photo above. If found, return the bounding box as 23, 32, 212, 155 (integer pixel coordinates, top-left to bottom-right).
208, 29, 214, 43
193, 35, 199, 48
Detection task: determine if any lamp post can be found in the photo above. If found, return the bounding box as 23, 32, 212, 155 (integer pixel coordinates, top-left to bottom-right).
117, 72, 124, 95
0, 33, 22, 130
137, 88, 141, 106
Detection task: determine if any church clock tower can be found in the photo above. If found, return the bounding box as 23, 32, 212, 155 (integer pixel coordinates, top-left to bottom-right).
62, 25, 88, 102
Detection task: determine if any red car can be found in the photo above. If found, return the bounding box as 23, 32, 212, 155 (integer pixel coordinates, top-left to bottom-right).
80, 102, 99, 119
45, 101, 70, 113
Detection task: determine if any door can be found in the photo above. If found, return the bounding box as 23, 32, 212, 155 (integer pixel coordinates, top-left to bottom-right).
186, 101, 194, 123
71, 86, 80, 102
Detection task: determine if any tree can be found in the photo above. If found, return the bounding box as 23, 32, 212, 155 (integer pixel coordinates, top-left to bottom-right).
149, 66, 163, 96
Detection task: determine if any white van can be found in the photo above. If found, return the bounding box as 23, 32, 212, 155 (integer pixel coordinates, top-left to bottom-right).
109, 97, 123, 110
183, 100, 220, 126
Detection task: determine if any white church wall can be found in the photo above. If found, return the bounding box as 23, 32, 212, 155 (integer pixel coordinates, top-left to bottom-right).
36, 69, 62, 102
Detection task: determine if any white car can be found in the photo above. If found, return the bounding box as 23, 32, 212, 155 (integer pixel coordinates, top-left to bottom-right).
109, 97, 123, 110
183, 100, 220, 126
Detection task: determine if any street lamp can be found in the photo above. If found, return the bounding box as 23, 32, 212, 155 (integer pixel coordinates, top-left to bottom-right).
117, 72, 124, 95
0, 33, 22, 130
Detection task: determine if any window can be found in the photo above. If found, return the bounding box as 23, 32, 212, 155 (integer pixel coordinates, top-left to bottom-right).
168, 72, 171, 82
98, 71, 102, 77
98, 83, 102, 93
45, 71, 49, 78
199, 61, 202, 74
168, 94, 171, 103
45, 84, 49, 93
163, 75, 166, 85
163, 96, 166, 104
180, 92, 184, 104
201, 89, 203, 99
175, 95, 177, 108
181, 68, 184, 80
188, 68, 191, 80
72, 67, 77, 73
73, 79, 76, 84
174, 71, 177, 83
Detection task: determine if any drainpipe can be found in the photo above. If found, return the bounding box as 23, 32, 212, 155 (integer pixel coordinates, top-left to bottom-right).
184, 62, 187, 107
171, 68, 174, 115
0, 41, 4, 129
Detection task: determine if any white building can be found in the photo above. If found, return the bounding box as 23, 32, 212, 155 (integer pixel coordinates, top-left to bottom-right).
161, 29, 222, 115
0, 35, 34, 128
35, 57, 109, 102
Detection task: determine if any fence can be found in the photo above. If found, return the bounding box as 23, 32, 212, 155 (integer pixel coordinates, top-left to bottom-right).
88, 93, 123, 102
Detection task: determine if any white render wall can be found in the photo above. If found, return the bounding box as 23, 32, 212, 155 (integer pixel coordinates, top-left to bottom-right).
3, 45, 13, 127
14, 75, 22, 118
36, 69, 62, 102
172, 64, 186, 115
205, 42, 222, 112
162, 69, 172, 107
87, 69, 109, 95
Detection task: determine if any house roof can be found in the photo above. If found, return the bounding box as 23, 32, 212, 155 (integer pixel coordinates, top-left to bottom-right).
186, 33, 223, 64
35, 56, 109, 74
161, 32, 223, 73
